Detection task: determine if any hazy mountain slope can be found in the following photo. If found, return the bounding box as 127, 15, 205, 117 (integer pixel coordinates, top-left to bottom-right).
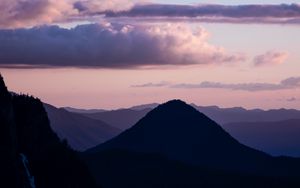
223, 119, 300, 157
84, 108, 152, 130
193, 105, 300, 125
130, 103, 159, 110
64, 107, 106, 114
44, 104, 121, 151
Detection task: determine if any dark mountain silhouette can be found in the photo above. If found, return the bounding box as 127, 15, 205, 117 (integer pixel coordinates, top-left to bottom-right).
78, 103, 300, 156
86, 100, 300, 175
84, 100, 300, 187
0, 74, 98, 188
223, 119, 300, 157
44, 104, 121, 151
63, 107, 107, 114
84, 108, 152, 130
84, 150, 300, 188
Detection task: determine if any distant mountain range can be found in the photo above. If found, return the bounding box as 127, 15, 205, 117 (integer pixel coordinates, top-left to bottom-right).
44, 104, 121, 151
82, 108, 152, 131
223, 119, 300, 157
63, 107, 107, 114
65, 103, 300, 130
60, 103, 300, 156
83, 100, 300, 187
192, 105, 300, 125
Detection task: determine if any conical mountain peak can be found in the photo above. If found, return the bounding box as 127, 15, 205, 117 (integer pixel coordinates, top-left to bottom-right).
88, 100, 273, 174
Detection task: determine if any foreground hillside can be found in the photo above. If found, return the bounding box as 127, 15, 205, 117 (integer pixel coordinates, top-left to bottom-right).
0, 75, 98, 188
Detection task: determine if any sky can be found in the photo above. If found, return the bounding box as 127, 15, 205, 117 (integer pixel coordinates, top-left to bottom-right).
0, 0, 300, 110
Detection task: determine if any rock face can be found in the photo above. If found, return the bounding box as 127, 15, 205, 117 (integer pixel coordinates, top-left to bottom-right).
0, 74, 98, 188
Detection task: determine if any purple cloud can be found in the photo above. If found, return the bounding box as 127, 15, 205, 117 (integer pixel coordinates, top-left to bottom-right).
2, 2, 300, 29
254, 51, 289, 67
106, 4, 300, 24
0, 0, 140, 29
131, 81, 170, 88
287, 97, 297, 102
132, 77, 300, 92
0, 23, 245, 68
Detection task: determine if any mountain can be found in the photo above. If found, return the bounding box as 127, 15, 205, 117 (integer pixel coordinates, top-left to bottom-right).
84, 108, 152, 130
193, 104, 300, 125
86, 100, 300, 175
130, 103, 159, 110
84, 150, 300, 188
64, 107, 107, 114
84, 100, 300, 187
44, 104, 121, 151
0, 74, 98, 188
81, 103, 300, 131
223, 119, 300, 157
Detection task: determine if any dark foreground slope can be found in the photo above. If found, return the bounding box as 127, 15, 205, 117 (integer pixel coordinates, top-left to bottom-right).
84, 150, 300, 188
45, 104, 121, 151
0, 75, 98, 188
84, 100, 300, 187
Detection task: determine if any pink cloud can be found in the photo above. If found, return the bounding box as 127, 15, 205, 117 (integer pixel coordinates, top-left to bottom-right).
0, 0, 142, 29
254, 51, 289, 67
0, 0, 77, 29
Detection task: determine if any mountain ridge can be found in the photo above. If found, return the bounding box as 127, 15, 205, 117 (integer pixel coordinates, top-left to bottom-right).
87, 100, 285, 175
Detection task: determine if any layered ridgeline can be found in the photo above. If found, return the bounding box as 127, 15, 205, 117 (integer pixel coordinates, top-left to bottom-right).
85, 100, 300, 187
79, 103, 300, 156
44, 104, 121, 151
0, 75, 98, 188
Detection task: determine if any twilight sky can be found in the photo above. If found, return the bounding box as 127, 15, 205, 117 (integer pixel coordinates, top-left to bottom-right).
1, 0, 300, 109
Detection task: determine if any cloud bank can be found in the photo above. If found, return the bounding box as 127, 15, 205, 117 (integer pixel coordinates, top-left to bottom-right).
132, 77, 300, 92
1, 2, 300, 29
107, 4, 300, 24
254, 51, 289, 66
132, 81, 170, 87
0, 0, 142, 29
0, 23, 245, 68
0, 0, 77, 29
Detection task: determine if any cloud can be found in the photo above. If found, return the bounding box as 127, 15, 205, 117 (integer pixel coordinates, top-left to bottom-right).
74, 0, 146, 14
0, 0, 77, 29
254, 51, 289, 67
132, 77, 300, 92
287, 97, 297, 102
0, 23, 245, 69
106, 4, 300, 24
0, 0, 143, 29
131, 81, 170, 87
2, 2, 300, 29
